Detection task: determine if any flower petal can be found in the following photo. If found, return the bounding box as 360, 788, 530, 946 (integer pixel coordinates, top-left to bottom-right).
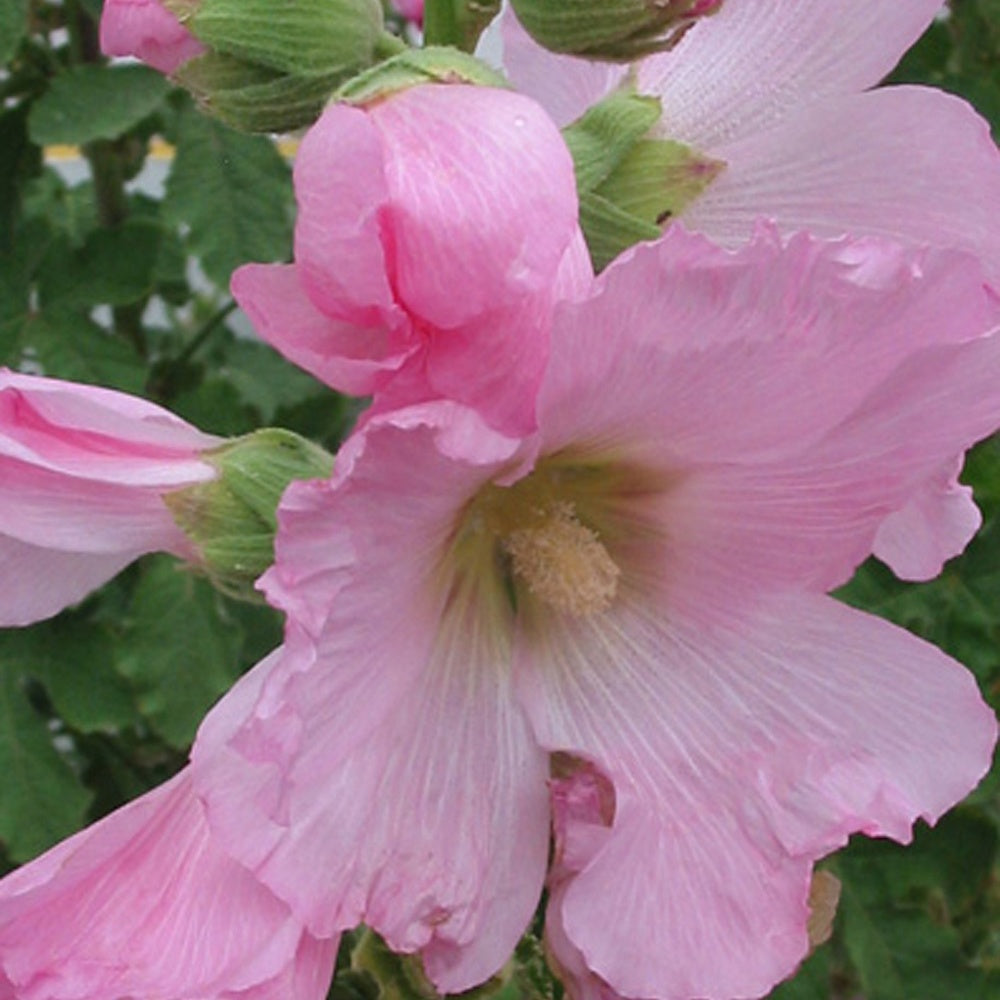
681, 87, 1000, 282
639, 0, 945, 150
0, 535, 139, 626
230, 263, 409, 397
194, 408, 547, 992
369, 84, 581, 327
514, 590, 996, 999
476, 5, 626, 127
0, 771, 336, 1000
873, 457, 982, 581
99, 0, 205, 74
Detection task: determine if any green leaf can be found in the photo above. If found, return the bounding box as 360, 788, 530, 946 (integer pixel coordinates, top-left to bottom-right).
115, 556, 243, 748
0, 619, 137, 734
164, 104, 293, 285
38, 218, 164, 308
0, 0, 29, 65
21, 308, 146, 393
765, 948, 830, 1000
29, 64, 171, 146
0, 663, 91, 862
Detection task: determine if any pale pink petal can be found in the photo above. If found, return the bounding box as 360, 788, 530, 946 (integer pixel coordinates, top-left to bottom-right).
538, 229, 1000, 593
292, 105, 407, 332
99, 0, 205, 74
476, 6, 626, 128
540, 228, 1000, 465
639, 0, 945, 150
0, 535, 140, 627
515, 590, 996, 999
193, 408, 546, 992
682, 88, 1000, 283
873, 457, 982, 581
0, 771, 337, 1000
230, 264, 410, 397
0, 456, 192, 553
369, 85, 579, 327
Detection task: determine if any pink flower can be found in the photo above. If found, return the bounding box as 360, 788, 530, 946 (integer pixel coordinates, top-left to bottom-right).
0, 370, 219, 626
0, 766, 337, 1000
481, 0, 1000, 580
100, 0, 206, 75
231, 83, 590, 436
390, 0, 424, 25
189, 228, 1000, 999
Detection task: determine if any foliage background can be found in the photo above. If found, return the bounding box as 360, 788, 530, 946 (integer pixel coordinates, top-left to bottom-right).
0, 1, 998, 997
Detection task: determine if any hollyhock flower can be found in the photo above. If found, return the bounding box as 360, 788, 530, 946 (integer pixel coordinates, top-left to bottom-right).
231, 81, 589, 436
0, 370, 219, 627
190, 228, 999, 999
481, 0, 1000, 579
100, 0, 205, 75
0, 765, 337, 999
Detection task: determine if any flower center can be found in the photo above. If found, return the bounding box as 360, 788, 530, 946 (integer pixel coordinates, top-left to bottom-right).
503, 501, 620, 617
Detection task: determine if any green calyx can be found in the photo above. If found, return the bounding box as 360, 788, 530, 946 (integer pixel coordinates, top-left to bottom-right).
164, 428, 334, 600
336, 46, 507, 106
510, 0, 722, 61
563, 91, 724, 270
164, 0, 395, 131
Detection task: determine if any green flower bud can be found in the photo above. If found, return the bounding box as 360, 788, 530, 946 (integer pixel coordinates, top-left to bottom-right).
336, 45, 507, 107
164, 428, 334, 600
510, 0, 722, 61
563, 91, 724, 270
163, 0, 401, 131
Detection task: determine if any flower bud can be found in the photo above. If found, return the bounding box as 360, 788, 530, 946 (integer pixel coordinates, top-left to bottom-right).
510, 0, 722, 60
563, 91, 723, 269
164, 428, 333, 599
160, 0, 395, 131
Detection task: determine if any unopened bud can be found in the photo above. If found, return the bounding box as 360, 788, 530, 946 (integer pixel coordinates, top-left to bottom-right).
510, 0, 722, 61
563, 91, 724, 269
164, 428, 334, 599
163, 0, 394, 131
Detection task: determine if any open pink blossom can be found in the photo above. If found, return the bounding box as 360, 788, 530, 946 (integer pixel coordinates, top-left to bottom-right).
0, 765, 337, 1000
100, 0, 205, 75
482, 0, 1000, 579
231, 83, 589, 436
0, 370, 219, 626
189, 228, 999, 999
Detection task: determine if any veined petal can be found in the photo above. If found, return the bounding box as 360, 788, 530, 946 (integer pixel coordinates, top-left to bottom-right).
292, 105, 406, 332
476, 5, 627, 128
369, 85, 580, 327
639, 0, 945, 151
681, 88, 1000, 282
194, 408, 546, 992
873, 459, 982, 581
515, 590, 995, 1000
0, 536, 139, 627
231, 264, 410, 397
0, 771, 336, 1000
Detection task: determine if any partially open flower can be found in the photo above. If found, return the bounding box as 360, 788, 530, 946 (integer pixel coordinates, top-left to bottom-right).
232, 76, 589, 436
100, 0, 206, 74
191, 228, 1000, 999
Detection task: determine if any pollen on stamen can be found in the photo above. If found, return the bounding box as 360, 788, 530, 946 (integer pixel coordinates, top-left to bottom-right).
504, 502, 620, 617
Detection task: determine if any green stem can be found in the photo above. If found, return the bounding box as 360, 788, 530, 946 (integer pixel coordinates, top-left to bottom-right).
422, 0, 463, 47
174, 299, 238, 368
374, 30, 407, 59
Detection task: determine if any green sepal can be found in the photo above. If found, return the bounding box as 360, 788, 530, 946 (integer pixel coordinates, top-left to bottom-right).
166, 0, 384, 76
510, 0, 721, 61
564, 91, 724, 270
336, 46, 507, 106
176, 52, 347, 132
164, 428, 334, 599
